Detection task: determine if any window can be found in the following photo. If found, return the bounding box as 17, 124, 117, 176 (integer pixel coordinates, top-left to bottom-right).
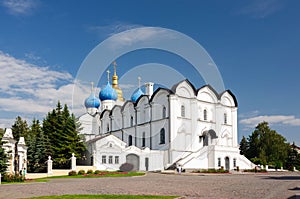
160, 128, 165, 144
130, 116, 134, 127
142, 132, 146, 147
203, 109, 207, 121
233, 158, 236, 167
108, 156, 113, 164
107, 124, 109, 132
224, 113, 227, 124
162, 106, 166, 118
181, 105, 185, 117
218, 158, 221, 167
128, 135, 133, 146
102, 155, 106, 164
115, 156, 119, 164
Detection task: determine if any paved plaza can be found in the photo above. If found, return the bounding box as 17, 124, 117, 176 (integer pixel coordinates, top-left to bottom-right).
1, 172, 300, 199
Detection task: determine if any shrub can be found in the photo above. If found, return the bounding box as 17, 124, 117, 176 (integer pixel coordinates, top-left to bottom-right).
68, 171, 77, 176
2, 173, 25, 182
119, 163, 134, 172
94, 170, 101, 174
78, 170, 85, 175
87, 169, 93, 174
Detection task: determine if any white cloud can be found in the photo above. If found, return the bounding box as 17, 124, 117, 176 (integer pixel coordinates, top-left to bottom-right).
240, 115, 300, 127
88, 22, 143, 37
237, 0, 283, 18
2, 0, 38, 16
0, 51, 91, 128
108, 27, 171, 49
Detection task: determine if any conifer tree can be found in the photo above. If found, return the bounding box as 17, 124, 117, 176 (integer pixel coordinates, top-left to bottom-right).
27, 119, 49, 172
42, 102, 86, 168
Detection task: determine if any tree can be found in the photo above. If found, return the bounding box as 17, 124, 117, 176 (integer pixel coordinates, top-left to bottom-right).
0, 128, 8, 175
11, 116, 29, 142
239, 136, 248, 155
27, 119, 49, 173
42, 102, 86, 169
240, 122, 290, 167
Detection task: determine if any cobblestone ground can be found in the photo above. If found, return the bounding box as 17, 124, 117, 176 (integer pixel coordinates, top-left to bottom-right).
0, 172, 300, 199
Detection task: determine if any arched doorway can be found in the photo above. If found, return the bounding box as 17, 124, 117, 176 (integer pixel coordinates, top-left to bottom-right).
225, 157, 230, 171
126, 154, 140, 171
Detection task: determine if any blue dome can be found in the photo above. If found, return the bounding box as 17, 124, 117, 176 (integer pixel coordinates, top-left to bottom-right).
131, 88, 144, 102
84, 93, 100, 108
99, 82, 118, 101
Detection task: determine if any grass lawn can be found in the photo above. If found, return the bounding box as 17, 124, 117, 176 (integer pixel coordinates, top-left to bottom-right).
28, 194, 177, 199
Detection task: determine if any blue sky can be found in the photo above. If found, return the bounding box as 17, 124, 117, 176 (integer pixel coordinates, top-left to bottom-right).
0, 0, 299, 145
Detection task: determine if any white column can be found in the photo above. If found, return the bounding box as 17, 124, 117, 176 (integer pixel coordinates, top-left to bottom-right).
47, 156, 53, 176
71, 153, 77, 171
93, 150, 96, 166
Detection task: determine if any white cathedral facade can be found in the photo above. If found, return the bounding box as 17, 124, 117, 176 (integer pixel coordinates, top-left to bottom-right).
78, 63, 254, 171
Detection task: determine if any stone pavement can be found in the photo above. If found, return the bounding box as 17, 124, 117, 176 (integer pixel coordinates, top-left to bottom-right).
0, 172, 300, 199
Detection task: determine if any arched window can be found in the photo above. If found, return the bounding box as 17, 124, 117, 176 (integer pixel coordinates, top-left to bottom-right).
181, 105, 185, 117
130, 116, 134, 127
128, 135, 133, 146
142, 132, 145, 147
224, 113, 227, 124
162, 106, 166, 118
160, 128, 165, 144
203, 109, 207, 121
107, 124, 109, 132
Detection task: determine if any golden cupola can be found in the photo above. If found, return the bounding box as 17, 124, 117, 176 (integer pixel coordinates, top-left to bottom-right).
112, 61, 125, 102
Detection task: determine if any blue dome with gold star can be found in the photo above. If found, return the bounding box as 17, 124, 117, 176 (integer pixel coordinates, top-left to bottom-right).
84, 92, 100, 108
99, 82, 118, 101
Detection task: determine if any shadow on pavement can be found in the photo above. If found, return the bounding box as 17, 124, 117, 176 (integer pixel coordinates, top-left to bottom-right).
261, 176, 300, 181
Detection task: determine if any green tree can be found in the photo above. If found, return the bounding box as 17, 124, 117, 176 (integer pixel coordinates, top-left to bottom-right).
42, 102, 86, 168
240, 122, 290, 167
27, 119, 49, 173
239, 136, 248, 155
0, 128, 8, 175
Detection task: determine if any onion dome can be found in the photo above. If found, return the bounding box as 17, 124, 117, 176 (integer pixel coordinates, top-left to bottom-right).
131, 77, 144, 102
84, 92, 100, 108
131, 88, 144, 102
99, 82, 118, 101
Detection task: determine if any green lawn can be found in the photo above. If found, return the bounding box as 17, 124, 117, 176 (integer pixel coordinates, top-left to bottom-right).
28, 194, 177, 199
41, 171, 145, 179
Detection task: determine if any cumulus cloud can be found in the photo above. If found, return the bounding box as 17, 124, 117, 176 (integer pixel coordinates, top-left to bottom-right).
0, 51, 90, 128
1, 0, 38, 16
240, 115, 300, 127
237, 0, 284, 18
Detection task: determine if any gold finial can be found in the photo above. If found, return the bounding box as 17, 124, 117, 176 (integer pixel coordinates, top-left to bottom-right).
113, 61, 117, 76
106, 70, 110, 83
138, 77, 141, 88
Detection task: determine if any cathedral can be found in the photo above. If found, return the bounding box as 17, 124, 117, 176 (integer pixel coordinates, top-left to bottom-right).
78, 62, 254, 171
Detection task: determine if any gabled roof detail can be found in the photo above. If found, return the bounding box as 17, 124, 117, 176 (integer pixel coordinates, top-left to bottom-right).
99, 109, 111, 119
109, 105, 122, 116
171, 79, 197, 96
220, 90, 238, 107
150, 87, 173, 103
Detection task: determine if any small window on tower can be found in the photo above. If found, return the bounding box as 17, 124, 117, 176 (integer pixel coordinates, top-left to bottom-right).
181, 105, 185, 117
224, 113, 227, 124
162, 106, 166, 118
204, 109, 207, 121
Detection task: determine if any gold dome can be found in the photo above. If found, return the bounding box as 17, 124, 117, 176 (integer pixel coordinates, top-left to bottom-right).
112, 61, 125, 102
